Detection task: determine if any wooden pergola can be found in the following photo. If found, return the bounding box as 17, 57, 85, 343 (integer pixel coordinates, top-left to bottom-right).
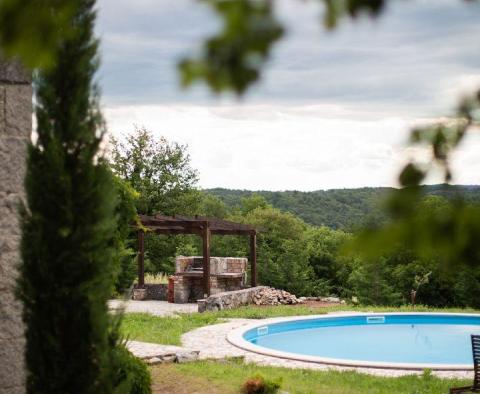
136, 214, 257, 297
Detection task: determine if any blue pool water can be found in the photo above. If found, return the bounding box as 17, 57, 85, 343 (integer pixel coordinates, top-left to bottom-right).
243, 314, 480, 365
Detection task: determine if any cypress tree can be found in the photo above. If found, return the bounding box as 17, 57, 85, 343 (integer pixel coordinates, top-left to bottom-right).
18, 1, 118, 392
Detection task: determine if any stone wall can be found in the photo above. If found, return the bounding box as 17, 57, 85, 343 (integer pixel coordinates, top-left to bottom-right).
173, 275, 246, 304
199, 286, 268, 312
132, 284, 168, 300
175, 256, 247, 275
173, 256, 248, 303
0, 60, 31, 394
173, 276, 204, 303
143, 284, 168, 300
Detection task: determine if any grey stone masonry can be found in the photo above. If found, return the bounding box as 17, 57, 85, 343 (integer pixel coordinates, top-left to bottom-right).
200, 286, 268, 312
0, 58, 31, 394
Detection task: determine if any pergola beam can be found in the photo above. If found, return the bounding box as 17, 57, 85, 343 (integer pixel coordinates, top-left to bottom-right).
250, 232, 257, 287
137, 230, 145, 287
135, 215, 258, 297
202, 221, 211, 297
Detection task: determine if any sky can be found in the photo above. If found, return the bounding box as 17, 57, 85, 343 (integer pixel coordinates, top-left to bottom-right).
96, 0, 480, 191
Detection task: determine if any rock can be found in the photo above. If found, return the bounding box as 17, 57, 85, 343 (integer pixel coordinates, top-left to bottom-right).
252, 287, 302, 306
162, 354, 177, 363
145, 357, 162, 365
200, 286, 305, 311
320, 296, 341, 303
197, 299, 206, 313
175, 350, 200, 363
132, 288, 147, 300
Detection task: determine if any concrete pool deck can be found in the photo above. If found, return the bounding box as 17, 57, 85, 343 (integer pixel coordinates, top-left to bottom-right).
127, 314, 475, 378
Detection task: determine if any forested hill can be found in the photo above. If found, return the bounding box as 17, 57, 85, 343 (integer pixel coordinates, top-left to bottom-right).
205, 185, 480, 230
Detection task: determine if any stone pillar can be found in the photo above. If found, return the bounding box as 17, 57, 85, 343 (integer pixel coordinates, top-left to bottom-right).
0, 60, 31, 394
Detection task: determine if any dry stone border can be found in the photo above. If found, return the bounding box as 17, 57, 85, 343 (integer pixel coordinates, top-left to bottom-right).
299, 296, 346, 304
126, 341, 199, 365
253, 287, 303, 306
200, 286, 306, 312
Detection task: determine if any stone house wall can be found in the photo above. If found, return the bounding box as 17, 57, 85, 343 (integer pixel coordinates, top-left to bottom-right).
0, 60, 31, 394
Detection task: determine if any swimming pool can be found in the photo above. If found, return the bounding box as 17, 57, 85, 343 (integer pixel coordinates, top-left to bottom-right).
227, 313, 480, 370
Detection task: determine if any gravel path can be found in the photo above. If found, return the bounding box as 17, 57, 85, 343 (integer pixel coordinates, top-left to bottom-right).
109, 300, 197, 316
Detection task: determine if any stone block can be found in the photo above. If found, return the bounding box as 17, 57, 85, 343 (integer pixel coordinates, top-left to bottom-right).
197, 299, 206, 313
203, 286, 267, 311
0, 232, 21, 292
0, 386, 25, 394
0, 230, 21, 254
0, 60, 31, 84
0, 248, 20, 292
175, 256, 193, 273
175, 350, 199, 363
0, 289, 24, 340
143, 284, 167, 300
160, 354, 176, 363
144, 357, 162, 365
0, 137, 27, 193
0, 192, 22, 232
132, 288, 147, 300
0, 86, 4, 130
0, 337, 25, 390
0, 58, 29, 394
174, 286, 189, 304
3, 85, 32, 138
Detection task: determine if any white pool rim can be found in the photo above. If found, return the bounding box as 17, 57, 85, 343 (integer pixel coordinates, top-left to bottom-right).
227, 312, 480, 371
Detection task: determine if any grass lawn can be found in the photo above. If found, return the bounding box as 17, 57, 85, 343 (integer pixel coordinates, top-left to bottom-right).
123, 305, 477, 393
150, 358, 470, 394
121, 304, 480, 345
121, 312, 220, 345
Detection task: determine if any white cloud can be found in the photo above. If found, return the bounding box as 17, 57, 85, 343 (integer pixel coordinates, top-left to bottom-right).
97, 0, 480, 190
104, 104, 425, 190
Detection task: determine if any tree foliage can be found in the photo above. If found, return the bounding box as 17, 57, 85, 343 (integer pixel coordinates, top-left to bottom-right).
0, 1, 79, 68
179, 0, 284, 94
110, 126, 200, 215
179, 0, 392, 94
112, 175, 139, 294
180, 0, 480, 295
16, 1, 151, 392
18, 1, 120, 392
110, 128, 203, 277
205, 185, 480, 230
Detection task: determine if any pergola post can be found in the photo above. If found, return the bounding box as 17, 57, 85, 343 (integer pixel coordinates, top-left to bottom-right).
202, 221, 211, 297
250, 231, 257, 287
137, 230, 145, 287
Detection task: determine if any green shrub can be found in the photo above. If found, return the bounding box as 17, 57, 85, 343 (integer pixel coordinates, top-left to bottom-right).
112, 345, 151, 394
112, 175, 138, 295
18, 1, 121, 392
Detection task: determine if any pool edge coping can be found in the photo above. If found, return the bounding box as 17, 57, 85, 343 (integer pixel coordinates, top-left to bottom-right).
226, 312, 478, 371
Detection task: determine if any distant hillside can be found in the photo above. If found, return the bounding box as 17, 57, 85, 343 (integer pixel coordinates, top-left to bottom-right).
205, 185, 480, 230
